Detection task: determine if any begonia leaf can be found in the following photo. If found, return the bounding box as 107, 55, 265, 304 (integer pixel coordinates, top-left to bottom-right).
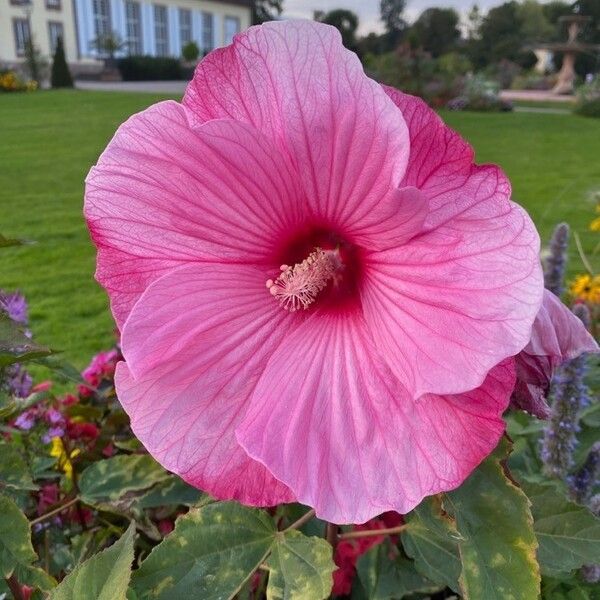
0, 494, 37, 577
523, 480, 600, 575
444, 438, 540, 600
79, 454, 169, 504
0, 441, 37, 490
50, 523, 135, 600
131, 502, 276, 600
266, 530, 334, 600
400, 496, 461, 592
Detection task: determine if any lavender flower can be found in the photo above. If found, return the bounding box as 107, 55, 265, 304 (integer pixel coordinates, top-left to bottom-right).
569, 442, 600, 504
541, 304, 591, 478
0, 289, 33, 398
0, 291, 28, 325
544, 223, 569, 297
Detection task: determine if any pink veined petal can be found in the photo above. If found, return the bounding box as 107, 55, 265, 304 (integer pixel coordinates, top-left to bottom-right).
115, 262, 296, 505
347, 186, 429, 251
237, 312, 515, 524
184, 20, 409, 228
359, 88, 544, 399
85, 100, 304, 327
511, 289, 599, 418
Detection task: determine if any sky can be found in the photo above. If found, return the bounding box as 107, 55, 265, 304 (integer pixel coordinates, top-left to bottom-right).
283, 0, 546, 35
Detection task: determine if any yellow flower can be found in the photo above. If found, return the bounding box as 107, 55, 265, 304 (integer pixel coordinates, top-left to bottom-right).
590, 216, 600, 232
570, 274, 600, 304
49, 437, 80, 480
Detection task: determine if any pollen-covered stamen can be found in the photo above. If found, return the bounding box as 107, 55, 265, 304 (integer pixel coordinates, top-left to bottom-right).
266, 247, 343, 312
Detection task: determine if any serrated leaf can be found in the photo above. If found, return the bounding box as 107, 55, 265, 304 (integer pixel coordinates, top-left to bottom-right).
50, 523, 135, 600
266, 530, 334, 600
0, 494, 37, 577
79, 454, 169, 504
356, 543, 437, 599
401, 496, 461, 593
444, 438, 540, 600
523, 480, 600, 576
136, 476, 203, 509
132, 502, 276, 600
0, 442, 37, 491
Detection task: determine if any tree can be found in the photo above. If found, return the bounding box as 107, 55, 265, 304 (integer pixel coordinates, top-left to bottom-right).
478, 1, 525, 65
411, 8, 461, 57
380, 0, 406, 33
253, 0, 283, 25
467, 4, 483, 40
517, 0, 554, 43
316, 9, 359, 52
51, 36, 73, 88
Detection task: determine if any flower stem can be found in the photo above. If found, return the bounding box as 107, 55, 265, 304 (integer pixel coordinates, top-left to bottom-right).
338, 524, 408, 541
30, 496, 80, 527
326, 522, 338, 548
283, 508, 316, 532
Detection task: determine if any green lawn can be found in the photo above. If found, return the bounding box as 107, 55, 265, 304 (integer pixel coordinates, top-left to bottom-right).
1, 90, 600, 369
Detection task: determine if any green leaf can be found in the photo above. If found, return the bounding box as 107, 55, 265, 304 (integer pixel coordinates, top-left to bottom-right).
401, 496, 461, 592
50, 523, 135, 600
523, 480, 600, 576
444, 438, 540, 600
136, 476, 203, 509
0, 494, 37, 577
132, 502, 276, 599
0, 314, 52, 368
79, 454, 169, 504
266, 530, 334, 600
0, 442, 37, 491
14, 563, 56, 591
356, 543, 437, 599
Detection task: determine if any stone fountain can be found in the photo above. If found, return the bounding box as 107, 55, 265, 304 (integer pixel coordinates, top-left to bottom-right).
539, 15, 599, 95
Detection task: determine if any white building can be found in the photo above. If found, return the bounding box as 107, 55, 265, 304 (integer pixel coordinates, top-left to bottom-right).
0, 0, 252, 74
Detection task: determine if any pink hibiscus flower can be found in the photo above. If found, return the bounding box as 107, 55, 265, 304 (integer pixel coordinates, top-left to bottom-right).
86, 21, 561, 523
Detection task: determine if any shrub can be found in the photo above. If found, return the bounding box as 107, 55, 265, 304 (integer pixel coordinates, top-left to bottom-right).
117, 55, 183, 81
0, 69, 37, 92
50, 37, 73, 88
574, 77, 600, 119
447, 74, 513, 112
182, 41, 200, 62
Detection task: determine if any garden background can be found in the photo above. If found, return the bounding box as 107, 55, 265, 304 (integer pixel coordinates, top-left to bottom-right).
2, 0, 600, 599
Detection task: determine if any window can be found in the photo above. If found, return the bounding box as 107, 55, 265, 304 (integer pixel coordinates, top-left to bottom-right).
201, 12, 213, 54
9, 0, 30, 6
179, 8, 191, 47
224, 16, 240, 45
154, 5, 168, 56
45, 0, 61, 9
92, 0, 111, 48
48, 21, 64, 53
125, 1, 142, 55
13, 18, 30, 56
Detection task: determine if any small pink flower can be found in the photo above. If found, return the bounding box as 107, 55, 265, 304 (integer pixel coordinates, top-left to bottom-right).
85, 21, 545, 523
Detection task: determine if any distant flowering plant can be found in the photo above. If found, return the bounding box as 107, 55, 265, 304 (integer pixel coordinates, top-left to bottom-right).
84, 20, 597, 524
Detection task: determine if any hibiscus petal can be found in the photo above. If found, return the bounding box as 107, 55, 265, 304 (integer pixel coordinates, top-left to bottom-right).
85, 100, 304, 327
511, 290, 598, 418
184, 20, 409, 228
237, 313, 514, 524
347, 186, 429, 251
361, 91, 543, 399
115, 262, 295, 505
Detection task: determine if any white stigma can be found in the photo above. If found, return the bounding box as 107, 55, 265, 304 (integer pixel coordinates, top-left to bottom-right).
266, 247, 343, 312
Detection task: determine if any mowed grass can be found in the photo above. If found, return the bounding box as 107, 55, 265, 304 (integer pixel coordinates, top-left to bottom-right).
1, 89, 600, 368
